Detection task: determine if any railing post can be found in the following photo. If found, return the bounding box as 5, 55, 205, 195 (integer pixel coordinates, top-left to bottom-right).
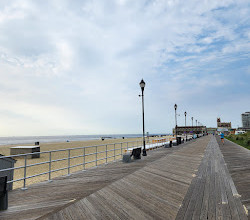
114, 144, 115, 161
68, 149, 70, 175
83, 148, 85, 170
121, 143, 122, 156
96, 146, 97, 166
48, 152, 52, 182
106, 145, 108, 163
21, 155, 27, 190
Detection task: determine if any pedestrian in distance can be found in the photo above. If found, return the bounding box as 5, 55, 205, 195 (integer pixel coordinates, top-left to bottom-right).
220, 132, 225, 144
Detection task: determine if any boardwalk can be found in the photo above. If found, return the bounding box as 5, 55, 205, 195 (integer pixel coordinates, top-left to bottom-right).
176, 136, 247, 220
0, 135, 249, 219
217, 136, 250, 219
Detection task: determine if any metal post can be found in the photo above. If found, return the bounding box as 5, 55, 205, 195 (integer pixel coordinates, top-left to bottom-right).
121, 143, 122, 156
175, 104, 178, 145
185, 112, 187, 142
49, 152, 52, 182
68, 149, 70, 175
96, 146, 97, 166
196, 120, 198, 134
106, 145, 108, 163
141, 89, 146, 156
127, 142, 128, 151
114, 144, 115, 160
22, 155, 27, 190
83, 148, 85, 170
191, 117, 193, 135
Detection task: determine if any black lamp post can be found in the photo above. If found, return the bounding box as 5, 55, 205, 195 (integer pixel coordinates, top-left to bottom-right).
196, 119, 198, 134
139, 79, 147, 156
174, 104, 178, 145
191, 117, 193, 134
184, 111, 187, 141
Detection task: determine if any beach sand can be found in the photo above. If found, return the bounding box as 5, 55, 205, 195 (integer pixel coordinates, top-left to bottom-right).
0, 136, 171, 189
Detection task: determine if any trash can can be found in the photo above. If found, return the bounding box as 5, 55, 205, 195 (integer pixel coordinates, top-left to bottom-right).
177, 137, 182, 145
132, 148, 141, 160
0, 176, 8, 210
169, 141, 172, 148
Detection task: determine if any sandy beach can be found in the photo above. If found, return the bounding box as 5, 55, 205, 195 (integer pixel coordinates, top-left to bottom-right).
0, 135, 171, 189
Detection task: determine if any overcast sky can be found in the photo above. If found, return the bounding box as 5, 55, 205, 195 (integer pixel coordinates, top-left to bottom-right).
0, 0, 249, 136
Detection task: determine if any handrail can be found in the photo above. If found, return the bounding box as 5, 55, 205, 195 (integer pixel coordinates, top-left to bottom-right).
0, 138, 168, 190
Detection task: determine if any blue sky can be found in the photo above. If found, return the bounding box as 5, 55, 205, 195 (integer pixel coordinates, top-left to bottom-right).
0, 0, 249, 136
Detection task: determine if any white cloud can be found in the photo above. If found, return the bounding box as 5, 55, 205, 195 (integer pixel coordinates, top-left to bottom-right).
0, 0, 249, 136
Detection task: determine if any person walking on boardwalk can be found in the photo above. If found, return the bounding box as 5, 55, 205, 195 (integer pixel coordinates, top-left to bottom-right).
220, 132, 225, 144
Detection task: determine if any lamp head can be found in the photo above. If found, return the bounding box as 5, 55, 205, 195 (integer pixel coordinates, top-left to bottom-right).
174, 104, 177, 110
184, 111, 187, 116
139, 79, 145, 91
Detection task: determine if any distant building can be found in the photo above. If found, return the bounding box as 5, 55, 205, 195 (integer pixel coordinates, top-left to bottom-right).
229, 128, 236, 135
173, 126, 207, 135
207, 127, 217, 134
217, 118, 232, 134
242, 112, 250, 128
238, 112, 250, 131
217, 118, 231, 129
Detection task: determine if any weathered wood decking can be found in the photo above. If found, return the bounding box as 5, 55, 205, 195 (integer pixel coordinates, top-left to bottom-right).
42, 136, 209, 220
217, 136, 250, 219
176, 136, 247, 220
0, 138, 205, 220
0, 135, 249, 220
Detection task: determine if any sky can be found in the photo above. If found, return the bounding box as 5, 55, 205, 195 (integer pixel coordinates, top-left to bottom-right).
0, 0, 249, 136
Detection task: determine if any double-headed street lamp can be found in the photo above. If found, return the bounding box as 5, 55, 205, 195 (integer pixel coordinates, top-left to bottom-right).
139, 79, 147, 156
174, 104, 178, 145
184, 111, 187, 141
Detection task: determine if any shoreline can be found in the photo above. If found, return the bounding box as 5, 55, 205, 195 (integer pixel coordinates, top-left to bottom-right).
0, 135, 171, 156
0, 133, 169, 146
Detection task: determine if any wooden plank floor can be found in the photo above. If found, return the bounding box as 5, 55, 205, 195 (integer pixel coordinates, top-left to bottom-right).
217, 136, 250, 219
176, 136, 248, 220
42, 136, 209, 220
0, 138, 207, 220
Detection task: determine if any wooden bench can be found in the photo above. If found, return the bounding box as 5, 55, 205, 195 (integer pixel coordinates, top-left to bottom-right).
0, 176, 8, 210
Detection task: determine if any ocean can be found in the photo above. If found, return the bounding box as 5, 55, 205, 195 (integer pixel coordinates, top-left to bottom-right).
0, 134, 166, 146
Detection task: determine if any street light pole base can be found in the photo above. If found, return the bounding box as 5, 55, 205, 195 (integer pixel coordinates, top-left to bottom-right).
142, 149, 147, 156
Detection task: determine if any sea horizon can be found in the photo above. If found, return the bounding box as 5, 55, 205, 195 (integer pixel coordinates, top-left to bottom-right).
0, 133, 169, 146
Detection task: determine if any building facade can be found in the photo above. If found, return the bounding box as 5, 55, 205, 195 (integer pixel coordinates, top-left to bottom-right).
207, 127, 217, 134
173, 126, 207, 135
242, 112, 250, 128
217, 118, 231, 129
